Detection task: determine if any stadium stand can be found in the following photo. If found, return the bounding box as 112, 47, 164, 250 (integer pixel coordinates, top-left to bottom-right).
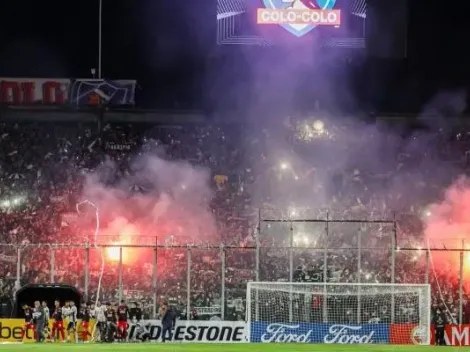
0, 118, 469, 324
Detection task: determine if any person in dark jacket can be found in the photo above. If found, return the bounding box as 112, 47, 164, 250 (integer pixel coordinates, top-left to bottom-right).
293, 266, 305, 282
159, 301, 176, 342
433, 308, 447, 346
33, 301, 45, 343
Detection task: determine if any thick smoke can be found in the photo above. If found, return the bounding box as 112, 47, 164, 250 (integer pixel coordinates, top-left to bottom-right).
417, 90, 470, 282
426, 177, 470, 246
244, 49, 468, 218
424, 177, 470, 282
78, 152, 217, 249
238, 29, 470, 280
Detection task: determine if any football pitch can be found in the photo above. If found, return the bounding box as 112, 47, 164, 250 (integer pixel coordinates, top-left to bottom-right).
0, 344, 457, 352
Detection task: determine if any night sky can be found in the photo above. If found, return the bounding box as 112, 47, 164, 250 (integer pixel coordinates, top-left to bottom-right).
0, 0, 469, 109
0, 0, 214, 107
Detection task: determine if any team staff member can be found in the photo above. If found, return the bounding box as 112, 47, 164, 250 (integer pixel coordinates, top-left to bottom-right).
41, 301, 50, 336
159, 301, 176, 342
434, 306, 447, 346
33, 301, 46, 343
41, 301, 50, 339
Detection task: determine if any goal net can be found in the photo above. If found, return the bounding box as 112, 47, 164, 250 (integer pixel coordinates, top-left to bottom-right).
246, 282, 431, 345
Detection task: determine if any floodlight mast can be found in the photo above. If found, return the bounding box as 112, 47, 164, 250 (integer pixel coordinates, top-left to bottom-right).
98, 0, 103, 79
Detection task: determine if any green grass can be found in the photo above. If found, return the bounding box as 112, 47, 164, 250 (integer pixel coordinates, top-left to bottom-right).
0, 344, 460, 352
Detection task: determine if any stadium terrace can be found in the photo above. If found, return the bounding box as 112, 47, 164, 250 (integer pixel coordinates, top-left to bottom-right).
0, 113, 469, 346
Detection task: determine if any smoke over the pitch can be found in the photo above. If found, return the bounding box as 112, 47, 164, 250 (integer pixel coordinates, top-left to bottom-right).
78, 152, 217, 250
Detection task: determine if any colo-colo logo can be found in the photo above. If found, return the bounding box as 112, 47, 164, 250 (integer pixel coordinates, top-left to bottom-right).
128, 323, 245, 342
260, 324, 375, 344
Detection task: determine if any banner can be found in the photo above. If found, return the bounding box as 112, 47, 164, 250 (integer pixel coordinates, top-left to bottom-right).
0, 319, 95, 343
192, 306, 222, 316
0, 78, 136, 106
391, 324, 470, 346
127, 320, 246, 342
105, 142, 133, 151
69, 79, 136, 106
0, 79, 70, 104
6, 319, 468, 345
250, 322, 390, 344
0, 254, 16, 263
0, 319, 245, 343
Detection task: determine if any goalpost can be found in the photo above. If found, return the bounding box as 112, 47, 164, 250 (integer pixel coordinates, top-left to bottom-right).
246, 282, 431, 345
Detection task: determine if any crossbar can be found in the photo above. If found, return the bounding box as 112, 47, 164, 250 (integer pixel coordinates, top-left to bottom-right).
248, 281, 430, 287
398, 247, 470, 252
261, 219, 395, 224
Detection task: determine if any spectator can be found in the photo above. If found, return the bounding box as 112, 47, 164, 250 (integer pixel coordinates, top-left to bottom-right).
0, 119, 467, 323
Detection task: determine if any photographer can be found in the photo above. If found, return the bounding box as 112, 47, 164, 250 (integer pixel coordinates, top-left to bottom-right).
129, 302, 149, 342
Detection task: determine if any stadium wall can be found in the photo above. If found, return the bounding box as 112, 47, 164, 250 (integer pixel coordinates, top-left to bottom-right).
0, 319, 96, 343
1, 319, 469, 345
251, 322, 470, 346
0, 319, 245, 343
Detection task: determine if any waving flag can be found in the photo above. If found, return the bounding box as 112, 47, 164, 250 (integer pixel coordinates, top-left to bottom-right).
69, 79, 136, 106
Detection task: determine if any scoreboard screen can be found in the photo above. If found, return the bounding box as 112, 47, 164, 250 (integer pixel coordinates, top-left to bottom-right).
216, 0, 367, 48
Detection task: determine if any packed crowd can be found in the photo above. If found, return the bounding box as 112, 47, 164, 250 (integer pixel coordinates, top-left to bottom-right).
0, 117, 469, 323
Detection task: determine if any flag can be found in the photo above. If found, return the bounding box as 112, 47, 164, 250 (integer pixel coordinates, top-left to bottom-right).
69, 79, 137, 106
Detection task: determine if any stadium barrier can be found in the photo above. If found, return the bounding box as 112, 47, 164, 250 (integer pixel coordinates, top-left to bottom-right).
128, 320, 246, 342
251, 323, 389, 344
0, 319, 245, 343
1, 319, 468, 345
3, 221, 468, 325
0, 319, 95, 343
390, 324, 470, 346
251, 322, 470, 346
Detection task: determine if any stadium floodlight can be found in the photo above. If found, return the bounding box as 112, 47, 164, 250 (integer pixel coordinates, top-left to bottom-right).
98, 0, 103, 79
246, 282, 431, 345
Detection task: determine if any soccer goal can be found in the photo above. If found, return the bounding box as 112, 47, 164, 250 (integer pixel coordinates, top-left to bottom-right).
246, 282, 431, 345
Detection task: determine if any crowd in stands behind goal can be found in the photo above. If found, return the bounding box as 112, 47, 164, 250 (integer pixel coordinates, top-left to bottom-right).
0, 118, 469, 323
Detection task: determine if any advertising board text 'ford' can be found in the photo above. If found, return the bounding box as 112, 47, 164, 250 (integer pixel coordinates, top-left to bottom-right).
251, 323, 390, 344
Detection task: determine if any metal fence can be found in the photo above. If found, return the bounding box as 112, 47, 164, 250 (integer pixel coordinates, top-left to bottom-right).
0, 214, 469, 322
